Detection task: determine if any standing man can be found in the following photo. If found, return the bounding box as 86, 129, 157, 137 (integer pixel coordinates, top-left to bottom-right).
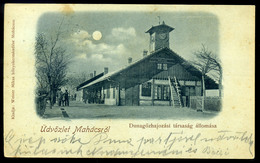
64, 90, 69, 106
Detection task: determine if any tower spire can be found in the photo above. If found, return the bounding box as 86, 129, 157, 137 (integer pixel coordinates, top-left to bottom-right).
157, 16, 161, 25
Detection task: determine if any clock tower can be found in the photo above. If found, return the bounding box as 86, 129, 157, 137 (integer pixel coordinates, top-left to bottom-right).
146, 21, 174, 53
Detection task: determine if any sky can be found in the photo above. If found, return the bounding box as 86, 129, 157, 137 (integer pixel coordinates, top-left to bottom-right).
37, 11, 219, 76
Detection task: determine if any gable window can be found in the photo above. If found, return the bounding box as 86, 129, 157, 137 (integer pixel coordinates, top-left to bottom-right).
141, 82, 151, 96
163, 63, 167, 70
157, 63, 162, 70
157, 63, 167, 70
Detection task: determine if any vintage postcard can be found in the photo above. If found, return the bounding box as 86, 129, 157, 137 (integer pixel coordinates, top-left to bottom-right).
4, 4, 255, 158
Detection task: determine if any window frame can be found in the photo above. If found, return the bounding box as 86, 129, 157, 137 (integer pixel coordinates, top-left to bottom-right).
163, 63, 167, 70
157, 63, 162, 70
155, 85, 170, 101
141, 82, 151, 97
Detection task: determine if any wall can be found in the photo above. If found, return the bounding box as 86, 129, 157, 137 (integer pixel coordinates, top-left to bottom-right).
139, 100, 153, 106
125, 85, 139, 106
104, 86, 117, 105
139, 79, 171, 106
154, 100, 170, 106
119, 88, 125, 106
206, 89, 219, 97
139, 79, 153, 106
76, 90, 83, 101
105, 98, 116, 105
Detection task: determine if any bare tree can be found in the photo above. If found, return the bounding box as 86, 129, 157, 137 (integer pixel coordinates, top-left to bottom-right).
63, 72, 90, 98
191, 44, 222, 111
209, 56, 222, 97
35, 18, 71, 108
66, 72, 90, 89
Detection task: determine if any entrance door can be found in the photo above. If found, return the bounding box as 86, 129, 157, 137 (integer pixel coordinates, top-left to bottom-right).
184, 86, 196, 107
119, 88, 125, 106
125, 87, 132, 106
132, 85, 140, 106
125, 85, 140, 106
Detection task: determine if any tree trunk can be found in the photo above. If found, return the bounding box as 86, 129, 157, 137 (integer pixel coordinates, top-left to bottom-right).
53, 89, 57, 105
49, 93, 53, 109
201, 74, 206, 111
49, 84, 53, 109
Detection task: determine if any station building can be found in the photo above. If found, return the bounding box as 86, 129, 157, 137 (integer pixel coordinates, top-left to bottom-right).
77, 21, 218, 107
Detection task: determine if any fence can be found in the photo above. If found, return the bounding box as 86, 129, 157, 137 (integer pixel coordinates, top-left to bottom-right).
35, 95, 47, 117
190, 96, 222, 111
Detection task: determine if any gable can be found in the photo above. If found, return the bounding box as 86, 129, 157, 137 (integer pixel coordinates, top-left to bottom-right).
153, 63, 200, 81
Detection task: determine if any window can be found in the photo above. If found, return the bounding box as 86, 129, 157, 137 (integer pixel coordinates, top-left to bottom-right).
141, 82, 151, 96
184, 86, 195, 96
164, 86, 170, 100
163, 63, 167, 70
154, 85, 157, 99
157, 63, 162, 70
156, 85, 170, 100
157, 85, 162, 99
157, 63, 167, 70
150, 33, 155, 52
113, 87, 115, 99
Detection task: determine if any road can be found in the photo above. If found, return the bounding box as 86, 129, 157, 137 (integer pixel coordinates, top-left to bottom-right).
44, 101, 218, 120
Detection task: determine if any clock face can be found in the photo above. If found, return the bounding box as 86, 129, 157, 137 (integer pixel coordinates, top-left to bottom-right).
159, 33, 167, 40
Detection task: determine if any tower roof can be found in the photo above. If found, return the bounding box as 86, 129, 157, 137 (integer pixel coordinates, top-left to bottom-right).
145, 21, 174, 34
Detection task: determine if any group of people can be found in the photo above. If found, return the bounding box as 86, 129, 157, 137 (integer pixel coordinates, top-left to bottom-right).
57, 89, 69, 106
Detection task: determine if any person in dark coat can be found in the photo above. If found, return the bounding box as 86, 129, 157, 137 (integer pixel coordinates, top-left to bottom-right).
62, 93, 65, 106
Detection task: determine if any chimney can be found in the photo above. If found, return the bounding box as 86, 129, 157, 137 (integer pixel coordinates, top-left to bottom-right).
90, 73, 93, 78
128, 57, 132, 64
104, 67, 108, 75
94, 70, 96, 77
143, 50, 148, 57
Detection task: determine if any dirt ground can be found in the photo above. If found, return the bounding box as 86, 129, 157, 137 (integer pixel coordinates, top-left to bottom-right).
43, 101, 219, 120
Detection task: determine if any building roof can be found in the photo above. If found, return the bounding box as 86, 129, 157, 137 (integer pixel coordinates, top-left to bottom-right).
77, 47, 218, 90
77, 48, 165, 90
76, 72, 104, 90
145, 22, 174, 34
